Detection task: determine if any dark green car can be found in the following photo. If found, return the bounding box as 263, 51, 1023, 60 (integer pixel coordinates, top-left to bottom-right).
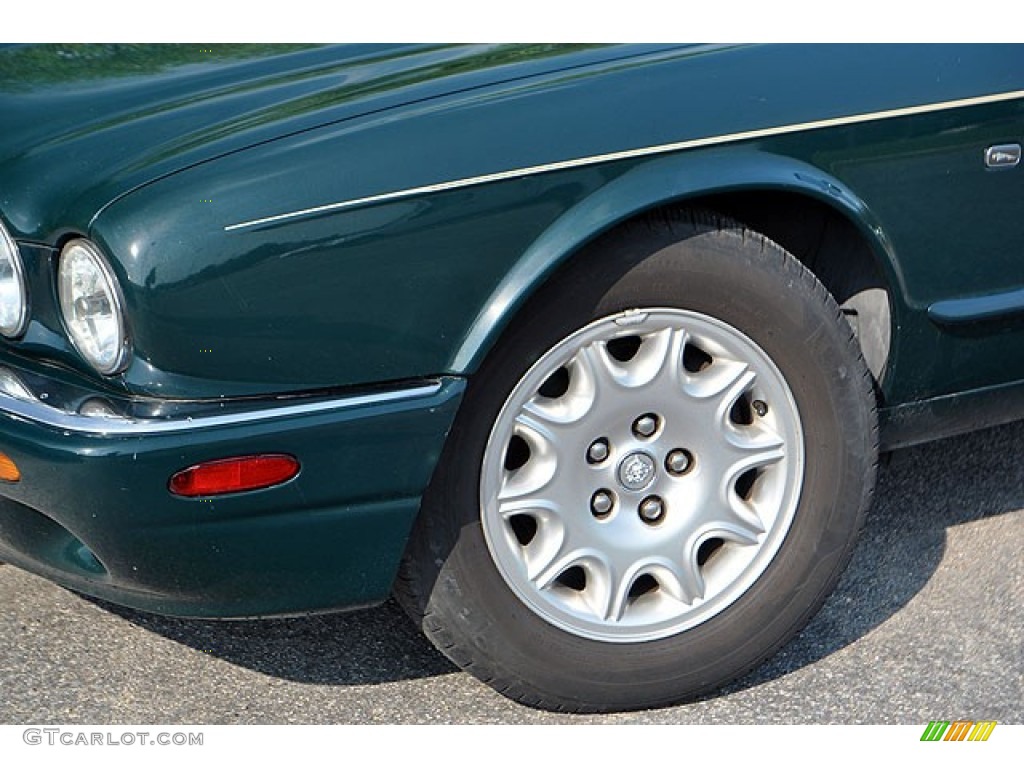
0, 43, 1021, 712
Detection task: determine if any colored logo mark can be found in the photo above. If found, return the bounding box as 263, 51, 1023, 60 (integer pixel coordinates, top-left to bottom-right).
920, 720, 997, 742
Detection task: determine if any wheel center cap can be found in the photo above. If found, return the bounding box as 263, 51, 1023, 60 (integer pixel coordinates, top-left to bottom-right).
618, 451, 656, 491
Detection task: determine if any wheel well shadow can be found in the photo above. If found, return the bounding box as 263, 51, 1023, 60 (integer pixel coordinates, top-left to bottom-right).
695, 191, 894, 393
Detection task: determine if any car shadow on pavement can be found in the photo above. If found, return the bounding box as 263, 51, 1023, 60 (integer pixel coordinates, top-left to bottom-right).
89, 419, 1024, 693
92, 595, 457, 685
713, 418, 1024, 699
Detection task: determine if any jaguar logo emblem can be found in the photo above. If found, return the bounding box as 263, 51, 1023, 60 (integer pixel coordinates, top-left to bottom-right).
985, 143, 1021, 168
618, 452, 656, 491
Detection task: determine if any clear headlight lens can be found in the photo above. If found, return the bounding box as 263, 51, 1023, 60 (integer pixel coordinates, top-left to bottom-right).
58, 239, 129, 375
0, 221, 28, 338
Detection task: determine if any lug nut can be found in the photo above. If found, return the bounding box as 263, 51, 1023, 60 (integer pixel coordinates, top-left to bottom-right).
752, 400, 768, 418
591, 490, 615, 517
638, 496, 665, 523
665, 449, 693, 475
587, 439, 610, 464
632, 413, 659, 438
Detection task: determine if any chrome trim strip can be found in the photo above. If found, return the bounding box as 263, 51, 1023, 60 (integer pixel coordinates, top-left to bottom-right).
225, 90, 1024, 232
0, 381, 444, 436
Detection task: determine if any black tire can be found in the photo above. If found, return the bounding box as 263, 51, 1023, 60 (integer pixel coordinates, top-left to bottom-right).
396, 210, 878, 712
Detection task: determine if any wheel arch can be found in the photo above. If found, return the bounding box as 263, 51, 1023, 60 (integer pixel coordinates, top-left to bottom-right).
450, 149, 905, 398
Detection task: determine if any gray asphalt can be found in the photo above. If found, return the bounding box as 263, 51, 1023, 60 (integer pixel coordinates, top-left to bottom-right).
1, 421, 1021, 724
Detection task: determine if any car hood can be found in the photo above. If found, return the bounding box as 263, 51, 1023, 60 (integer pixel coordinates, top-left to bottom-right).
0, 43, 662, 242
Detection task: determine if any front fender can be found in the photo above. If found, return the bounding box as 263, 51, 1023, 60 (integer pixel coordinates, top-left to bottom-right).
450, 148, 905, 374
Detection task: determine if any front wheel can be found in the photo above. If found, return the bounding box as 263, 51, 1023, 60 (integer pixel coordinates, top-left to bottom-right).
397, 212, 878, 712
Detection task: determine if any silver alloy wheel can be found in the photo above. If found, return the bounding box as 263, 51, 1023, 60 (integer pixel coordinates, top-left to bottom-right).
480, 308, 805, 643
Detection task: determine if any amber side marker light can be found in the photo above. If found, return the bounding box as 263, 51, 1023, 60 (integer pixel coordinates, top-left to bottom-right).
169, 454, 299, 497
0, 452, 21, 482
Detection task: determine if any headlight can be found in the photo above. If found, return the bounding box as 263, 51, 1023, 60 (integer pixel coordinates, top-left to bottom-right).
58, 239, 129, 375
0, 220, 28, 338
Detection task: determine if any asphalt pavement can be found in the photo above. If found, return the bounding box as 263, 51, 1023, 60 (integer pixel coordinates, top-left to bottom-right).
1, 421, 1021, 724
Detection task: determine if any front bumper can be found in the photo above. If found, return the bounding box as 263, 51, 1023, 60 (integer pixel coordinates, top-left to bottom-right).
0, 368, 464, 618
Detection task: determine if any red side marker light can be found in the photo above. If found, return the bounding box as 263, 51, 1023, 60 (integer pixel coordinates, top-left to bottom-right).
169, 454, 299, 497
